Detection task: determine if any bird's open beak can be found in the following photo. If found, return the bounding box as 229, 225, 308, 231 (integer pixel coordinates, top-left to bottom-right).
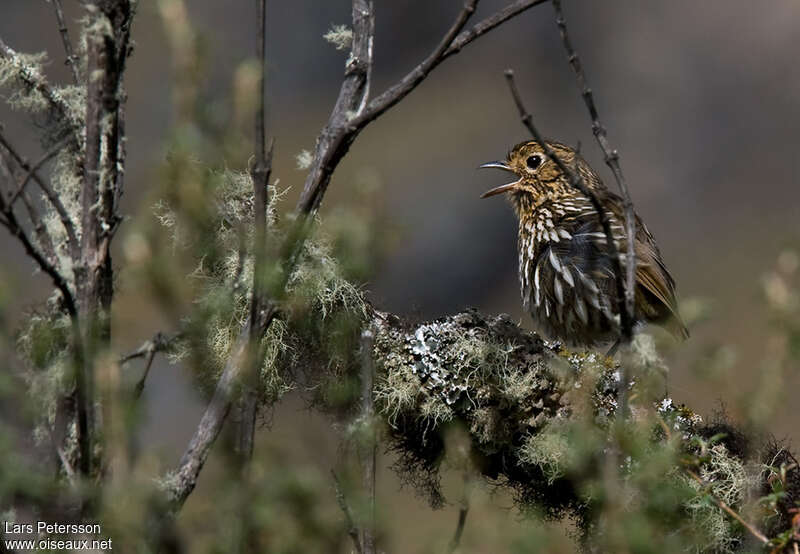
478, 161, 519, 198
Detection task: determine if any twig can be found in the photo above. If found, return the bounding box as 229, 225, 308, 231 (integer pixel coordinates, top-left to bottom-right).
0, 131, 79, 261
50, 0, 81, 84
684, 468, 769, 545
7, 136, 70, 206
296, 0, 549, 216
359, 327, 377, 554
332, 471, 364, 554
236, 0, 275, 468
119, 332, 180, 365
0, 182, 76, 317
447, 474, 471, 553
443, 0, 547, 59
551, 0, 636, 343
119, 332, 178, 398
503, 69, 631, 346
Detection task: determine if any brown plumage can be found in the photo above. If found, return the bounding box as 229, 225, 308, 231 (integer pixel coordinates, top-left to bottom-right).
480, 140, 688, 347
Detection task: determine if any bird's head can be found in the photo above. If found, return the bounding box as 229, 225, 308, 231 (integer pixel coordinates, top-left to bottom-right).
479, 141, 585, 210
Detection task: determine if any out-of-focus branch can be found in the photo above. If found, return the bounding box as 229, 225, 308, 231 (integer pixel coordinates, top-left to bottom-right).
0, 132, 79, 261
120, 332, 181, 397
0, 149, 77, 317
333, 471, 364, 554
551, 0, 636, 344
237, 0, 274, 467
50, 0, 81, 84
359, 327, 377, 554
502, 69, 632, 352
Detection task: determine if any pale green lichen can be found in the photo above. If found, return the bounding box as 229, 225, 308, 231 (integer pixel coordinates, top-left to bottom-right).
519, 424, 572, 485
295, 150, 312, 170
323, 25, 353, 51
684, 443, 751, 553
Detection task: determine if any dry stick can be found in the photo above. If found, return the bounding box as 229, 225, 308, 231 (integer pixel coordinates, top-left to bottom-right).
503, 70, 629, 341
684, 468, 769, 545
7, 137, 70, 205
168, 0, 544, 512
448, 474, 470, 553
551, 0, 636, 342
51, 0, 81, 84
332, 471, 364, 554
0, 132, 79, 261
359, 327, 377, 554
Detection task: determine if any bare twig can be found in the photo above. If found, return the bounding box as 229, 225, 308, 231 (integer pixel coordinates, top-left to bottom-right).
7, 137, 70, 205
236, 0, 275, 468
297, 0, 549, 216
359, 326, 377, 554
447, 474, 471, 553
119, 332, 180, 365
332, 471, 364, 554
50, 0, 81, 84
0, 152, 77, 316
551, 0, 636, 344
0, 131, 79, 261
119, 332, 178, 398
165, 310, 275, 510
503, 69, 631, 343
684, 468, 769, 545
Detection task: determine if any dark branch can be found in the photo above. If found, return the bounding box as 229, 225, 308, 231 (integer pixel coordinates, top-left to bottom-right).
503, 69, 633, 348
0, 132, 79, 261
442, 0, 547, 59
0, 149, 76, 316
237, 0, 274, 467
551, 0, 636, 342
51, 0, 81, 84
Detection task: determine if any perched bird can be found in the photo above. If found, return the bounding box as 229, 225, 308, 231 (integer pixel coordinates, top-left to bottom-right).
480, 140, 688, 348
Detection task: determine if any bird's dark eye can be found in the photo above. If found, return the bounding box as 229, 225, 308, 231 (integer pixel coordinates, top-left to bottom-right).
526, 155, 542, 170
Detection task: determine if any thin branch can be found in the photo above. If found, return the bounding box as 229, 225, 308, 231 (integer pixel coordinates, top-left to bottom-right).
119, 332, 181, 365
684, 468, 769, 545
352, 0, 479, 127
119, 332, 179, 398
0, 131, 79, 261
442, 0, 547, 59
7, 137, 70, 206
332, 471, 364, 554
551, 0, 636, 342
503, 69, 632, 344
236, 0, 274, 468
0, 153, 77, 316
165, 308, 276, 510
448, 474, 471, 553
359, 326, 377, 554
50, 0, 81, 84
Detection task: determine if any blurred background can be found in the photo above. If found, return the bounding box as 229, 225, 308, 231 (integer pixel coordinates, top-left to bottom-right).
1, 0, 798, 551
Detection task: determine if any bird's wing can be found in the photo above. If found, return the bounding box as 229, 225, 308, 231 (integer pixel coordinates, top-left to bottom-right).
539, 191, 688, 339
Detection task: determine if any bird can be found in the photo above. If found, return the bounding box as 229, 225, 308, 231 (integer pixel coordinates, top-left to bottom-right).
479, 140, 688, 350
